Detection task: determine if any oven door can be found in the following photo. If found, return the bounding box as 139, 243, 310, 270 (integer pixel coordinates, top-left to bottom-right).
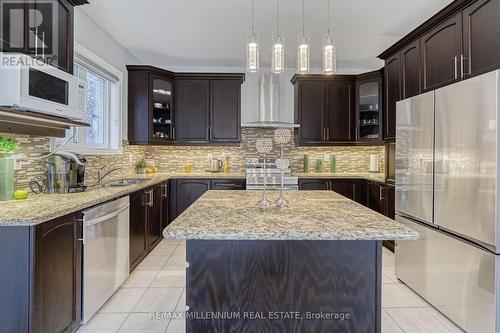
19, 60, 84, 120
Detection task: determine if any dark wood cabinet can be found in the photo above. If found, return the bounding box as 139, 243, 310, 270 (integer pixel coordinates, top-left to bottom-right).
175, 179, 211, 218
33, 213, 82, 333
129, 190, 147, 270
174, 73, 244, 145
210, 80, 241, 143
0, 0, 76, 73
295, 79, 326, 144
147, 184, 164, 249
298, 178, 329, 190
0, 212, 83, 333
129, 182, 169, 271
293, 75, 355, 145
326, 79, 355, 141
175, 79, 210, 142
356, 71, 383, 142
367, 181, 384, 213
401, 40, 422, 99
211, 179, 246, 190
383, 53, 401, 140
127, 66, 175, 145
463, 0, 500, 78
421, 13, 463, 91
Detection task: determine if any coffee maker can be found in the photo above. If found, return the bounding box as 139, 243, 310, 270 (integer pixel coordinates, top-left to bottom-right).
56, 152, 88, 192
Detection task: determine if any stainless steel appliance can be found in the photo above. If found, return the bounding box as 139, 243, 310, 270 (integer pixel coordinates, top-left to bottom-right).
56, 151, 88, 192
395, 70, 500, 333
0, 54, 87, 120
44, 154, 71, 194
82, 196, 130, 324
245, 158, 298, 190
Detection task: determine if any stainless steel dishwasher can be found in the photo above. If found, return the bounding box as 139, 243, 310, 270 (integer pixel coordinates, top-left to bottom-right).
82, 196, 130, 324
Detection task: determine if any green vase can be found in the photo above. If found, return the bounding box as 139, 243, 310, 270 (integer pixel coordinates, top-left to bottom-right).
0, 156, 14, 201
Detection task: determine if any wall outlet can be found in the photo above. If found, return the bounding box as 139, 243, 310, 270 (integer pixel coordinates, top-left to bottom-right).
324, 154, 330, 162
207, 153, 213, 161
13, 156, 22, 171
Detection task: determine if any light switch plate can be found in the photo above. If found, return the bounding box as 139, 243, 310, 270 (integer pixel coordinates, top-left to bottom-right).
324, 154, 330, 162
13, 155, 22, 171
207, 153, 213, 161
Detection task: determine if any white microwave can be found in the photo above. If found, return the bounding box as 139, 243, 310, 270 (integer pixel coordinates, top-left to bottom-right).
0, 54, 86, 121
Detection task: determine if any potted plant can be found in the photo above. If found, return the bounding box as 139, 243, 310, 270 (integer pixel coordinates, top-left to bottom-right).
0, 135, 19, 201
135, 159, 147, 174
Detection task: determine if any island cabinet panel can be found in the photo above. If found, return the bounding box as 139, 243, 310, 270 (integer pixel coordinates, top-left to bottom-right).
332, 179, 367, 205
175, 79, 210, 142
401, 40, 422, 99
421, 13, 463, 92
463, 0, 500, 78
209, 80, 241, 143
175, 179, 211, 219
186, 240, 382, 333
147, 184, 164, 249
129, 190, 148, 271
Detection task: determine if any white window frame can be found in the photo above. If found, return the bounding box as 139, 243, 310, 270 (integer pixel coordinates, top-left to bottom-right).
53, 43, 123, 155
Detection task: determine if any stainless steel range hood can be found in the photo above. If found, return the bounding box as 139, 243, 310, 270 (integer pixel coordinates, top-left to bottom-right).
241, 73, 299, 128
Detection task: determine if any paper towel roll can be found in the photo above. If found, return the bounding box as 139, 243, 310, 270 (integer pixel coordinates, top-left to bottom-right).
369, 154, 379, 173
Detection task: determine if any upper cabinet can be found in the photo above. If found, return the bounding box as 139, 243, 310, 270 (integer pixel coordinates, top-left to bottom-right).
383, 54, 401, 140
462, 0, 500, 77
175, 74, 244, 145
421, 13, 463, 91
356, 70, 383, 142
0, 0, 80, 73
379, 0, 500, 138
127, 68, 244, 146
127, 66, 175, 145
292, 75, 355, 146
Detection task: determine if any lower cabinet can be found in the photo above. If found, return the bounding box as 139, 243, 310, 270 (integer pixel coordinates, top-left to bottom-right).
169, 178, 245, 222
0, 212, 83, 333
299, 178, 395, 251
298, 178, 367, 205
129, 181, 169, 271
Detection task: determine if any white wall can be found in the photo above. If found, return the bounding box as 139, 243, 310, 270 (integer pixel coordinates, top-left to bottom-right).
74, 9, 141, 139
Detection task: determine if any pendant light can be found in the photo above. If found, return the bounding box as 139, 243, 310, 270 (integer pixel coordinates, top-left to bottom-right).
271, 0, 284, 73
246, 0, 259, 72
296, 0, 310, 73
323, 0, 337, 74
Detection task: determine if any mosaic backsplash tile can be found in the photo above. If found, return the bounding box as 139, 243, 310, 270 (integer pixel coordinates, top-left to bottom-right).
4, 128, 385, 190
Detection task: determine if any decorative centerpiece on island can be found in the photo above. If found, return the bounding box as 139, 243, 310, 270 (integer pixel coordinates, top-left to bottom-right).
274, 128, 292, 207
255, 138, 273, 209
0, 135, 19, 201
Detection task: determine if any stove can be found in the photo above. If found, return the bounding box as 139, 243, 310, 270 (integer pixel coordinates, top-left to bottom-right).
245, 158, 298, 190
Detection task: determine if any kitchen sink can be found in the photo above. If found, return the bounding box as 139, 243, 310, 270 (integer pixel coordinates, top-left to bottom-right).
104, 178, 148, 187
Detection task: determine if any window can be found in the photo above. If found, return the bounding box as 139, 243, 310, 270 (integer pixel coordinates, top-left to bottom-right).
55, 45, 122, 154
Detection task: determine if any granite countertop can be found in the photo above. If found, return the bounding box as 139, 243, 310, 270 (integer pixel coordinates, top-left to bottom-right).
164, 190, 418, 241
0, 172, 245, 226
0, 171, 391, 227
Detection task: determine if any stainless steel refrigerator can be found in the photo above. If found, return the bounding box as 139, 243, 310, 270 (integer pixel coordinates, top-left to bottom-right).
395, 70, 500, 333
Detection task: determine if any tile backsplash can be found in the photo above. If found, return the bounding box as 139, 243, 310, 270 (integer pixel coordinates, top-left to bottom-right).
5, 128, 385, 190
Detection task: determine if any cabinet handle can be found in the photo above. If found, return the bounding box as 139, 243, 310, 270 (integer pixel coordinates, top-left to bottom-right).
161, 184, 168, 198
454, 56, 458, 79
149, 190, 154, 206
326, 128, 330, 141
461, 54, 467, 78
379, 186, 384, 201
172, 126, 176, 140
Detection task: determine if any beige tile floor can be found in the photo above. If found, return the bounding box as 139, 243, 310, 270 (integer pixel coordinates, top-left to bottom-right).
78, 239, 464, 333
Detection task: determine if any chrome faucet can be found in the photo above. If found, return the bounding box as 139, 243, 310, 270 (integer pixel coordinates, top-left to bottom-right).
97, 166, 122, 185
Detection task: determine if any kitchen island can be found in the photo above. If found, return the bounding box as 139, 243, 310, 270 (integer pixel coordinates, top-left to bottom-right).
164, 190, 418, 333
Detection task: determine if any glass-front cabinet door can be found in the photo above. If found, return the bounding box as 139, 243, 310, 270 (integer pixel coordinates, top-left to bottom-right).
356, 74, 382, 141
151, 76, 173, 142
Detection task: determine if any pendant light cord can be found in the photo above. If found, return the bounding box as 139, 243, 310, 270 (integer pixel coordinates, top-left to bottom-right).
277, 0, 280, 35
251, 0, 255, 36
302, 0, 305, 36
327, 0, 331, 36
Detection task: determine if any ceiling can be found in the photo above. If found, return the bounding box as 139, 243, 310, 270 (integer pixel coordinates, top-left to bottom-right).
82, 0, 453, 73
